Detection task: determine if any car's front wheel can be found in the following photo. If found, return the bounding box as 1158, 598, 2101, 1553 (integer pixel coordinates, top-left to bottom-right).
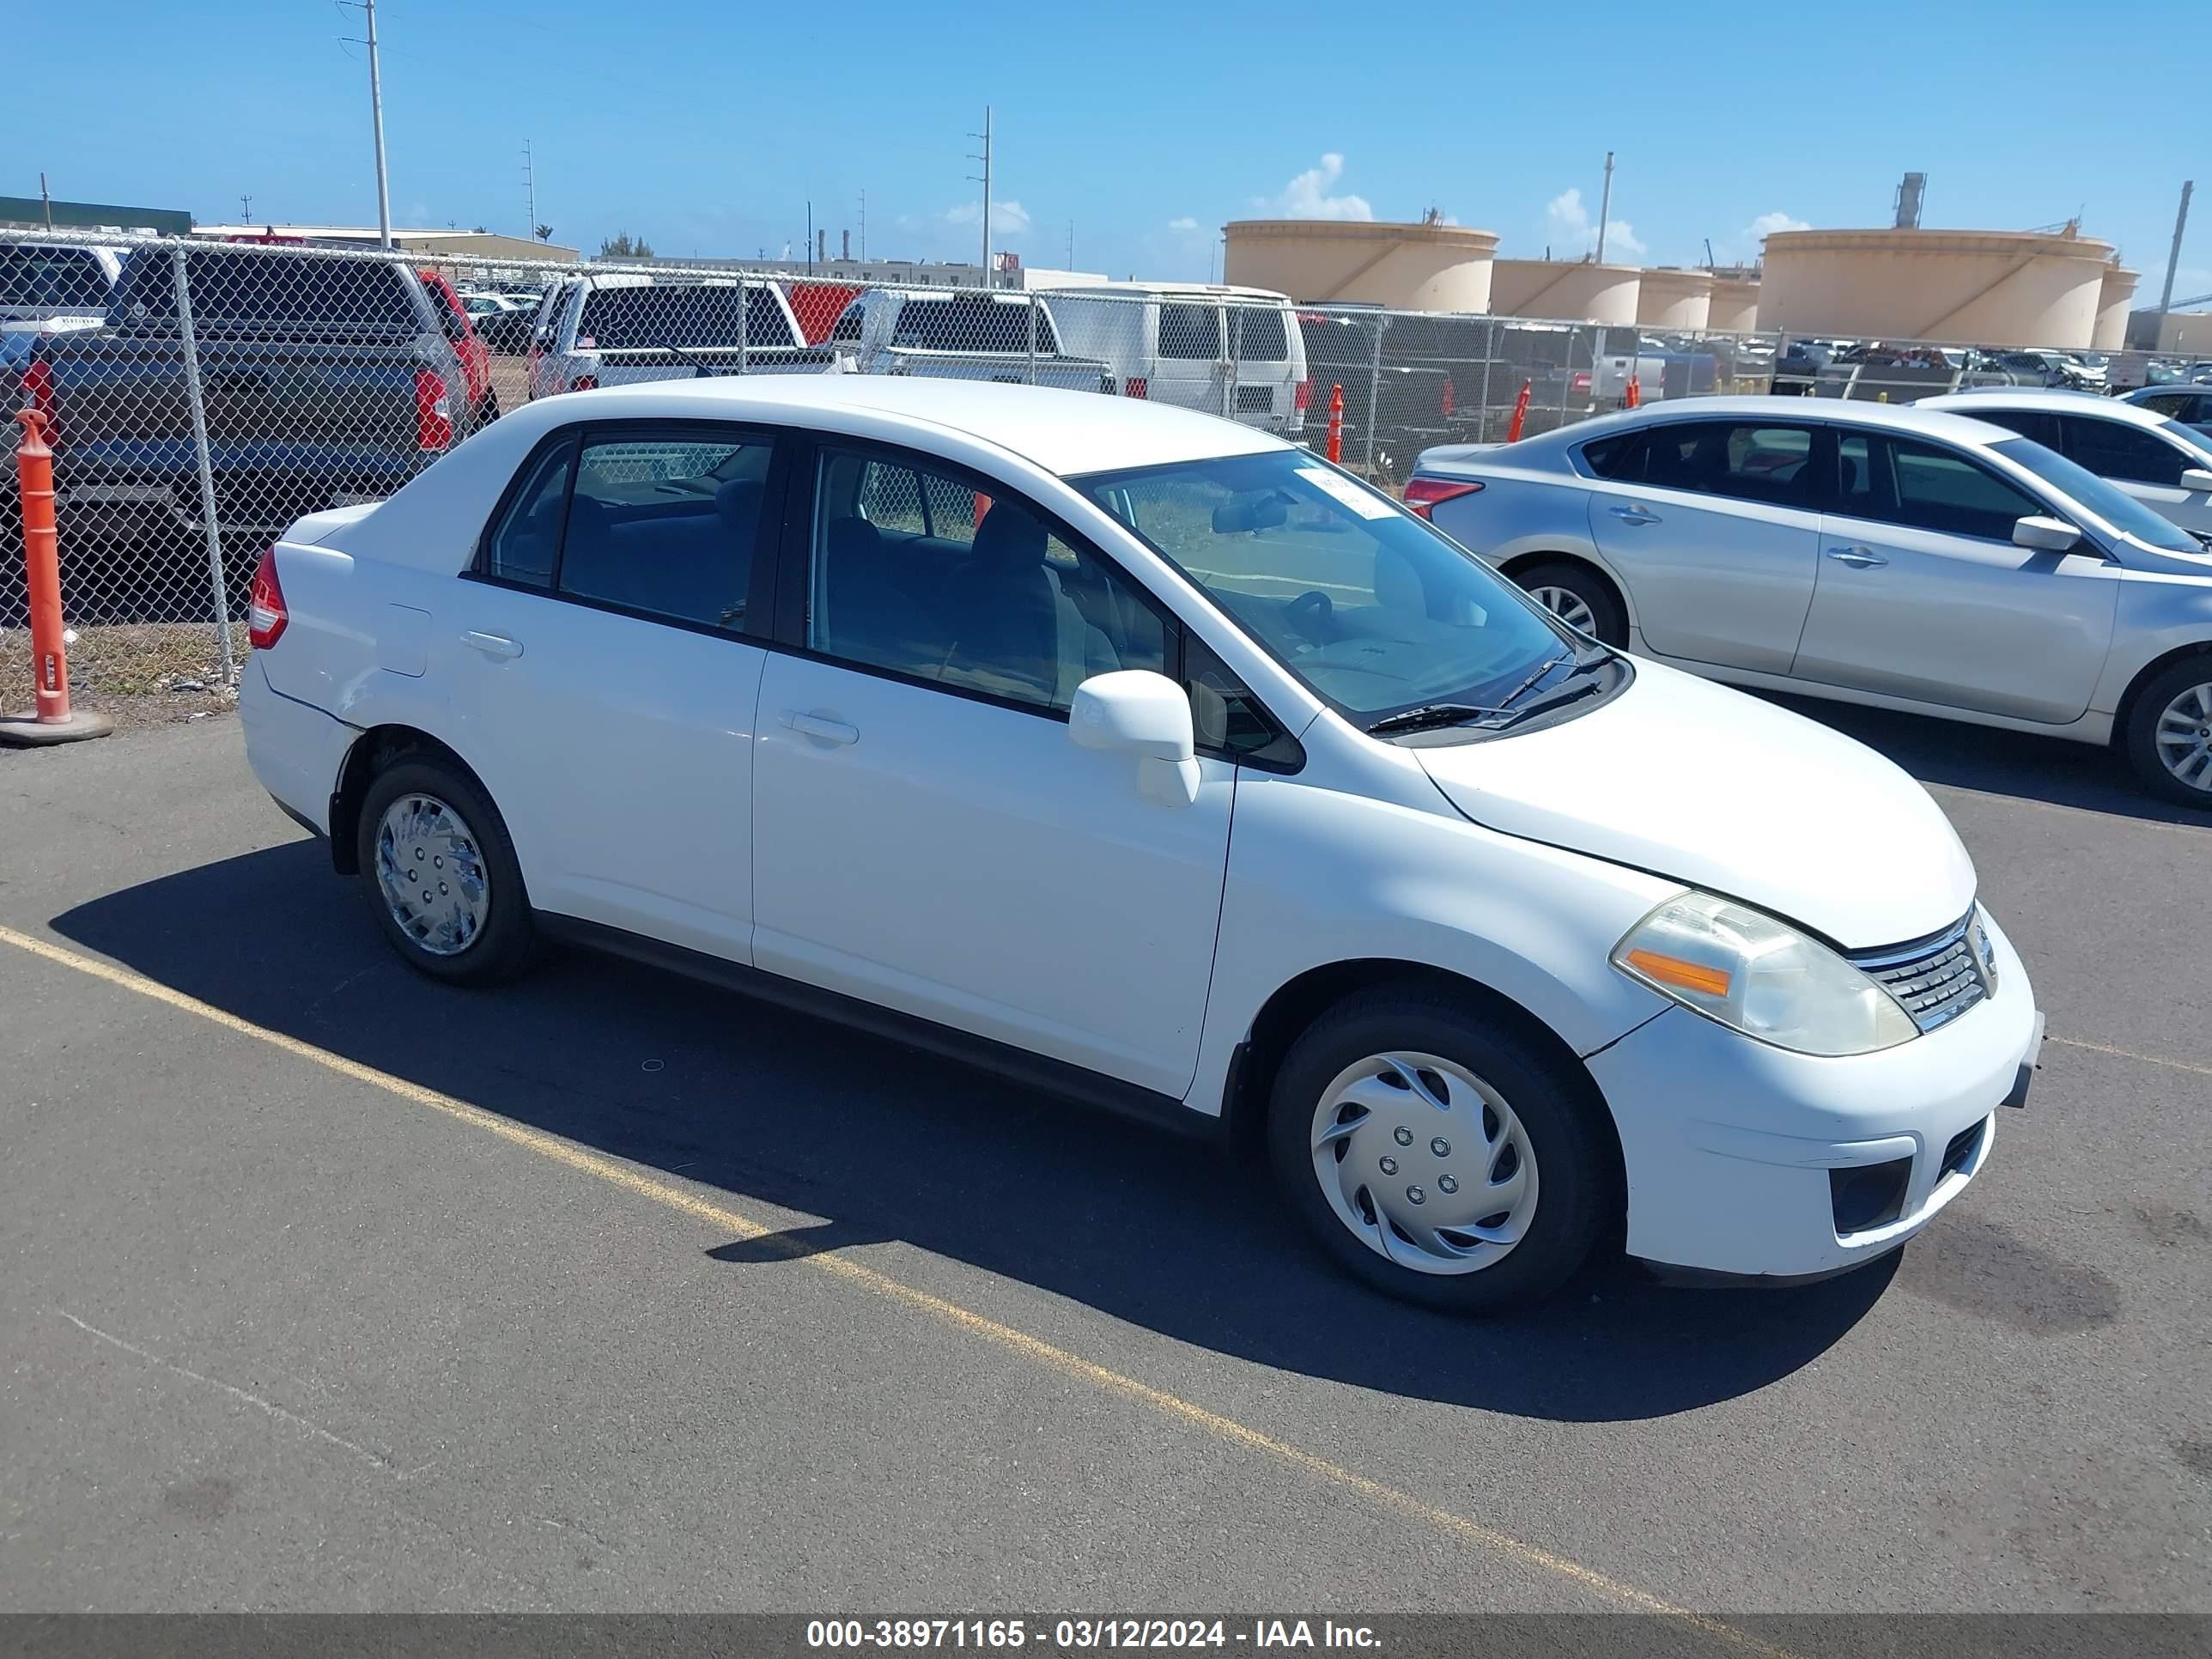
2124, 657, 2212, 808
1266, 987, 1616, 1312
355, 757, 538, 983
1511, 559, 1628, 647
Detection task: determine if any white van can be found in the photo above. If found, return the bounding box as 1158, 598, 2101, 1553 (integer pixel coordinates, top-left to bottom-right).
1033, 281, 1309, 434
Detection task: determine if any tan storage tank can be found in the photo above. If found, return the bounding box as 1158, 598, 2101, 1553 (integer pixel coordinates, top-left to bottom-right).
1222, 219, 1498, 311
1707, 276, 1760, 333
1759, 228, 2113, 348
1488, 258, 1640, 323
1637, 268, 1713, 331
2095, 265, 2139, 352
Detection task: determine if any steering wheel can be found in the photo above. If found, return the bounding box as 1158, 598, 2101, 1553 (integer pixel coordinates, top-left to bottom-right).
1285, 589, 1334, 642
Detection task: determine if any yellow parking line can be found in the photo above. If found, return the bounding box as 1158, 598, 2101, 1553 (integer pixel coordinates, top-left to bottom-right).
0, 920, 1796, 1656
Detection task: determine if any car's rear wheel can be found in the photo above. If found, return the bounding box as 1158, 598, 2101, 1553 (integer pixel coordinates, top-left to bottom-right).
1512, 559, 1628, 647
1266, 987, 1615, 1312
2125, 658, 2212, 807
355, 757, 538, 983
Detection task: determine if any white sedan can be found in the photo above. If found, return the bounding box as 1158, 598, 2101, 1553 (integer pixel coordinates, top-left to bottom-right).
240, 377, 2042, 1311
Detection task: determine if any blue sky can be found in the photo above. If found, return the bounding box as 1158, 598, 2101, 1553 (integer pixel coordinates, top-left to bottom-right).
16, 0, 2207, 295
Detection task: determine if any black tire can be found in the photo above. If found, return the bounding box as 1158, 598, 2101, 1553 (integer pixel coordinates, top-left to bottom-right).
1265, 985, 1616, 1314
1512, 559, 1628, 647
2123, 656, 2212, 809
353, 756, 538, 984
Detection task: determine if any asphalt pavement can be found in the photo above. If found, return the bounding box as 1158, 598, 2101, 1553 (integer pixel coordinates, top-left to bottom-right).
1, 700, 2207, 1623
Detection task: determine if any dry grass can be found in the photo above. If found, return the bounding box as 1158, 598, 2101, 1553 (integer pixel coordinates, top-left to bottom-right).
0, 622, 241, 730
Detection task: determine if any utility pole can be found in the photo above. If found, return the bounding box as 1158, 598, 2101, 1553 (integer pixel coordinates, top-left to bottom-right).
523, 139, 537, 241
340, 0, 395, 247
806, 200, 814, 274
1595, 150, 1614, 264
1066, 220, 1074, 269
40, 172, 53, 229
2155, 179, 2195, 347
858, 190, 866, 260
968, 106, 993, 286
241, 194, 253, 223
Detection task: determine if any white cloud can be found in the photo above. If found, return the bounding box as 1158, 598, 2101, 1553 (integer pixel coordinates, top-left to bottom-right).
945, 198, 1032, 234
1167, 216, 1200, 233
1744, 210, 1810, 242
1257, 153, 1372, 222
1544, 187, 1643, 260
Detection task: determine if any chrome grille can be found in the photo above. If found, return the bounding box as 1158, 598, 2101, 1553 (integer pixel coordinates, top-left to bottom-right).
1850, 913, 1990, 1034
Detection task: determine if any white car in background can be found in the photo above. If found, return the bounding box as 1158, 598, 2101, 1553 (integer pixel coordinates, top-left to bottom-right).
1408, 396, 2212, 804
1921, 386, 2212, 536
526, 272, 829, 398
0, 240, 124, 337
1030, 280, 1310, 434
239, 376, 2039, 1313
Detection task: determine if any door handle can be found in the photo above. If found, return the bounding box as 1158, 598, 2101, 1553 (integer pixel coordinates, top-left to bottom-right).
1608, 504, 1662, 526
462, 630, 523, 659
1826, 546, 1888, 568
781, 711, 860, 746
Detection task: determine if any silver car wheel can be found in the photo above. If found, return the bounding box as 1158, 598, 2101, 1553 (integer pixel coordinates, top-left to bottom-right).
1309, 1051, 1540, 1277
2153, 680, 2212, 793
1528, 584, 1597, 634
374, 793, 490, 957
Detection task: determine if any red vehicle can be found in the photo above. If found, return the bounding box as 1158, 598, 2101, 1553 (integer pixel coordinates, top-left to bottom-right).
416, 268, 496, 426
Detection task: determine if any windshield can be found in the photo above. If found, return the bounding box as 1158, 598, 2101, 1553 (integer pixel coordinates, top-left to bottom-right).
2154, 416, 2212, 466
1991, 438, 2203, 554
1078, 449, 1580, 722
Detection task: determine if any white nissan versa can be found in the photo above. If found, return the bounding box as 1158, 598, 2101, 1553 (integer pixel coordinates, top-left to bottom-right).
239, 376, 2043, 1312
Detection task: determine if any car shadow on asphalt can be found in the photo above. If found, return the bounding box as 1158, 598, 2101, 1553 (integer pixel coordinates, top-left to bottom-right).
53, 836, 1900, 1425
1755, 691, 2209, 827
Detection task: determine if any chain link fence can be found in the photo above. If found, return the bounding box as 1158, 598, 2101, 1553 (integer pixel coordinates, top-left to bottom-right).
0, 226, 2173, 718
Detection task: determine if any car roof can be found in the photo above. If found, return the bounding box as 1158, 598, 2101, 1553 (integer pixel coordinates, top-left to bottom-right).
1924, 386, 2178, 427
536, 374, 1289, 476
1509, 393, 2022, 453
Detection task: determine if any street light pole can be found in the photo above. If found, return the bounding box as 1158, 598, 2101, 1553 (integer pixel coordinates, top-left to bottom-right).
364, 0, 393, 248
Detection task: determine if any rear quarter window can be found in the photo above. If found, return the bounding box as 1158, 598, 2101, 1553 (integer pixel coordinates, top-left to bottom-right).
112, 250, 420, 333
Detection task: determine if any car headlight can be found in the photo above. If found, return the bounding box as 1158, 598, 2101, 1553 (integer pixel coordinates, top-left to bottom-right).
1612, 891, 1919, 1057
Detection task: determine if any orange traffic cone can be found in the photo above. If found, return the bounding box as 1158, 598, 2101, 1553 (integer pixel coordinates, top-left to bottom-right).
1506, 379, 1532, 443
1625, 374, 1641, 410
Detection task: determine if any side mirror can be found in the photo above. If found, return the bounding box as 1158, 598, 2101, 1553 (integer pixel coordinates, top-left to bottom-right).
2179, 467, 2212, 494
1068, 670, 1200, 807
2013, 514, 2082, 553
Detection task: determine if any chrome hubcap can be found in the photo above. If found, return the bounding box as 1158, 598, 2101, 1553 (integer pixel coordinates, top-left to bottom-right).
374, 794, 489, 956
1528, 584, 1596, 633
2153, 682, 2212, 792
1310, 1051, 1540, 1277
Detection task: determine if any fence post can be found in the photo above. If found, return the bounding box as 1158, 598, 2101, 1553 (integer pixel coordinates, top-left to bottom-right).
1028, 290, 1039, 386
737, 276, 750, 374
1364, 312, 1388, 472
1479, 319, 1495, 442
1221, 306, 1237, 418
170, 244, 235, 684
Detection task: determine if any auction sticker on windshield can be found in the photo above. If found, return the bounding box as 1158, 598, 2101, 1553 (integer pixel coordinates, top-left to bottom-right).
1294, 466, 1396, 519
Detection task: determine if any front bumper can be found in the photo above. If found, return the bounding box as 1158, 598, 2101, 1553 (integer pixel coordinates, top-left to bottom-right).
1587, 911, 2039, 1279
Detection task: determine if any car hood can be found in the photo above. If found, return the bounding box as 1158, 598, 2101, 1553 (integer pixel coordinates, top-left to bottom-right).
1413, 660, 1976, 951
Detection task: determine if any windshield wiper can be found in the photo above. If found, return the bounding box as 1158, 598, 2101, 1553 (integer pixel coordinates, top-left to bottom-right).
1490, 675, 1610, 728
1365, 702, 1506, 736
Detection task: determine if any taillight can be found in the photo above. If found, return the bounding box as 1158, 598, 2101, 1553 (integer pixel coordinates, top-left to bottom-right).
413, 369, 453, 451
1293, 379, 1312, 411
1126, 377, 1147, 399
1402, 477, 1485, 520
569, 374, 599, 393
247, 545, 288, 649
1440, 378, 1455, 416
1571, 372, 1593, 393
22, 356, 56, 437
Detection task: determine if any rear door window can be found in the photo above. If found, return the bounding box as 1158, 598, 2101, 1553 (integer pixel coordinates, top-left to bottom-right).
112, 249, 418, 332
1158, 303, 1222, 361
578, 283, 793, 349
1579, 430, 1647, 481
1227, 305, 1289, 362
557, 434, 774, 629
1641, 421, 1817, 507
0, 245, 112, 310
2057, 414, 2188, 488
482, 440, 575, 586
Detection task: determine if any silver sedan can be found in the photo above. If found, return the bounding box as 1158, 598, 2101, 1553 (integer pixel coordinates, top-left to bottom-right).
1408, 395, 2212, 805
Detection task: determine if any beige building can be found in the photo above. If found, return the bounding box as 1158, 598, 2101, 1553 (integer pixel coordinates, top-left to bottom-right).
1759, 227, 2114, 348
1222, 219, 1498, 311
1706, 276, 1760, 333
1488, 258, 1640, 323
2095, 265, 2141, 351
192, 225, 580, 264
2126, 309, 2212, 355
1637, 268, 1713, 331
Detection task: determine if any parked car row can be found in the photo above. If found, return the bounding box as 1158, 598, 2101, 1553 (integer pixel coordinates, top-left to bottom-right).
1407, 392, 2212, 805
